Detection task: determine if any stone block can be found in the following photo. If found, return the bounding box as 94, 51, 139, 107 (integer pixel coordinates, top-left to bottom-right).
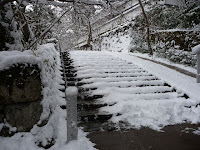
0, 64, 42, 104
0, 63, 43, 134
0, 105, 4, 123
5, 100, 42, 132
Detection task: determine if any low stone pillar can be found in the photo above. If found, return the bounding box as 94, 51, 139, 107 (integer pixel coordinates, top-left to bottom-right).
65, 86, 78, 143
192, 44, 200, 83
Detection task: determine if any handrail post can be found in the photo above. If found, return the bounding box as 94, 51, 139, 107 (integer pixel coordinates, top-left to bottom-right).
65, 86, 78, 143
197, 54, 200, 83
192, 44, 200, 83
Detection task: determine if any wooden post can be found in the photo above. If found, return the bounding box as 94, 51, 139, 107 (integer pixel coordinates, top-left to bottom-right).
65, 86, 78, 143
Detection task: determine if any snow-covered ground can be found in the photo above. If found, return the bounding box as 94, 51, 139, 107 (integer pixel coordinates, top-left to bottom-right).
130, 52, 197, 74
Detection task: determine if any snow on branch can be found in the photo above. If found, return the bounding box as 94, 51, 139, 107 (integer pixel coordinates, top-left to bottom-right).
192, 44, 200, 55
28, 7, 72, 49
0, 0, 114, 8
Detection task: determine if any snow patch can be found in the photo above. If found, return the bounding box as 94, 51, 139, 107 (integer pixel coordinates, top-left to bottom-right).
66, 87, 78, 96
192, 44, 200, 54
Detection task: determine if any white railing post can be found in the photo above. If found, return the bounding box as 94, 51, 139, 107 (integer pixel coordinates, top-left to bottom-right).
192, 44, 200, 83
197, 54, 200, 83
65, 86, 78, 143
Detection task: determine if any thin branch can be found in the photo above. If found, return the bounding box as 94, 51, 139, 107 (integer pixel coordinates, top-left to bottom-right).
138, 0, 153, 55
28, 6, 72, 49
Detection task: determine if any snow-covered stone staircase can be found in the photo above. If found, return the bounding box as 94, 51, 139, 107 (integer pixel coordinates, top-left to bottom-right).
62, 51, 190, 132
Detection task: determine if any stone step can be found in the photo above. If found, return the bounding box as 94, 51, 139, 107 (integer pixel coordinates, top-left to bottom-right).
78, 87, 97, 92
65, 73, 77, 78
64, 63, 73, 66
65, 71, 77, 75
66, 77, 79, 82
65, 69, 77, 73
76, 82, 87, 86
80, 83, 166, 92
65, 66, 75, 69
75, 74, 156, 81
61, 56, 69, 58
61, 102, 107, 112
67, 81, 76, 86
78, 94, 104, 101
78, 121, 116, 132
59, 88, 65, 92
78, 101, 107, 111
77, 76, 160, 84
64, 59, 73, 62
60, 83, 65, 87
78, 110, 112, 122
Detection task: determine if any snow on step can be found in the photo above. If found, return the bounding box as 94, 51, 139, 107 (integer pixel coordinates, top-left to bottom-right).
77, 68, 144, 74
77, 72, 152, 78
91, 86, 173, 95
98, 92, 185, 104
99, 97, 197, 130
74, 65, 138, 70
73, 63, 134, 68
80, 76, 159, 83
81, 80, 165, 89
76, 66, 140, 70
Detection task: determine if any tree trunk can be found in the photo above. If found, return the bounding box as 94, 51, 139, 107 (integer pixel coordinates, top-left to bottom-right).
87, 18, 92, 50
138, 0, 153, 55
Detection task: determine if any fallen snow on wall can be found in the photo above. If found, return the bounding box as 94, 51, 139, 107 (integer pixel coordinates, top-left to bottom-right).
0, 50, 42, 71
0, 44, 96, 150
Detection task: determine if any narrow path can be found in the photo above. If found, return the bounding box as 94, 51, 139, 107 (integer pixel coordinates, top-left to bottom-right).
62, 51, 200, 150
134, 55, 196, 78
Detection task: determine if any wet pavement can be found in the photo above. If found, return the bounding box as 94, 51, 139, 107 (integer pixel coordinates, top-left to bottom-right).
88, 123, 200, 150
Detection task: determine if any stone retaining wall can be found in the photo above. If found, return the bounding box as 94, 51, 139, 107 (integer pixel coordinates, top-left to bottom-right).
0, 64, 42, 136
151, 30, 200, 52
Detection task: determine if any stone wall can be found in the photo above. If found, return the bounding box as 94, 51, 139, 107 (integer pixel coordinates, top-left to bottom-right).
151, 30, 200, 67
151, 30, 200, 52
129, 29, 200, 67
0, 64, 42, 136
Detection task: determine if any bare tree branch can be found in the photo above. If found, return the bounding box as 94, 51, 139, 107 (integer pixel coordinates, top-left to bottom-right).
28, 6, 72, 49
1, 0, 116, 8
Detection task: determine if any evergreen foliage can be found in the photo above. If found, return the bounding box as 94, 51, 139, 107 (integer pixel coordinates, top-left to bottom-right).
134, 1, 200, 30
130, 1, 200, 67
